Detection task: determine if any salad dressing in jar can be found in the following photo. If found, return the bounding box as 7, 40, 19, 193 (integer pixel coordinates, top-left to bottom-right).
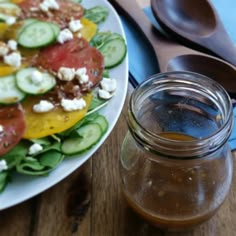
120, 72, 234, 231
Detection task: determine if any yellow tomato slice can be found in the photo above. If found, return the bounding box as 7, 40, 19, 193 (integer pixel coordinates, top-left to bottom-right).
22, 93, 93, 139
11, 0, 24, 3
0, 64, 18, 76
3, 23, 20, 40
0, 62, 28, 76
0, 23, 9, 39
80, 18, 97, 42
0, 21, 23, 40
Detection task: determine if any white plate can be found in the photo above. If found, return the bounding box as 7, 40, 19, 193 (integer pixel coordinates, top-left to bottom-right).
0, 0, 128, 210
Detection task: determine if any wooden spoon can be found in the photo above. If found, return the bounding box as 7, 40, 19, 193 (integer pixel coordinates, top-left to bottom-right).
108, 0, 236, 97
151, 0, 236, 66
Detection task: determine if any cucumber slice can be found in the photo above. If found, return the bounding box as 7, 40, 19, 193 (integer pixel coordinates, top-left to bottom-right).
0, 13, 11, 22
16, 67, 56, 95
93, 115, 108, 134
0, 2, 20, 23
91, 31, 122, 48
49, 22, 60, 37
18, 21, 56, 48
0, 2, 21, 15
0, 2, 20, 8
0, 74, 26, 104
17, 18, 38, 36
61, 123, 103, 155
99, 38, 127, 68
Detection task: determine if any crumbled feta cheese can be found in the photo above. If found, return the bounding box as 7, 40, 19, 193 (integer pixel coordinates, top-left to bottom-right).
100, 78, 117, 92
98, 78, 116, 100
40, 0, 59, 12
28, 143, 43, 155
0, 160, 8, 172
80, 74, 89, 84
31, 70, 43, 85
58, 67, 75, 81
3, 52, 21, 67
76, 67, 86, 75
33, 100, 54, 113
6, 16, 16, 25
69, 19, 83, 32
75, 67, 89, 84
57, 29, 73, 44
39, 3, 48, 12
61, 98, 86, 112
7, 40, 17, 51
77, 32, 82, 38
47, 0, 60, 9
30, 7, 39, 12
98, 89, 113, 99
0, 125, 4, 133
0, 42, 9, 56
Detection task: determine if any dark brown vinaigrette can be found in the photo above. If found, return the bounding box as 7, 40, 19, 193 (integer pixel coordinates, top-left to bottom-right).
158, 132, 196, 141
122, 132, 230, 230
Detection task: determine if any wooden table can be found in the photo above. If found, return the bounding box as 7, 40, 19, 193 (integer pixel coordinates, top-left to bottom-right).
1, 1, 236, 235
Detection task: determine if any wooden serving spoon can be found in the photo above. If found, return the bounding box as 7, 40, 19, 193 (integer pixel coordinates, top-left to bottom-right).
151, 0, 236, 66
108, 0, 236, 97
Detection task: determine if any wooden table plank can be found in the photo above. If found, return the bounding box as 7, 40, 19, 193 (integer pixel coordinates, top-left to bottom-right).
91, 92, 129, 236
31, 161, 92, 236
0, 200, 34, 236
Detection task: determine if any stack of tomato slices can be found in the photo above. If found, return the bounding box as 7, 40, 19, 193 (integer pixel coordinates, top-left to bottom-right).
0, 0, 104, 156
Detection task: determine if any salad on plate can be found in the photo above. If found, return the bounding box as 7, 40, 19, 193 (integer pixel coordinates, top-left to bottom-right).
0, 0, 127, 196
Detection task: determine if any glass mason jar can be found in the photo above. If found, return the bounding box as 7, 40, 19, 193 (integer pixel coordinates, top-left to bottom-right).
120, 72, 234, 231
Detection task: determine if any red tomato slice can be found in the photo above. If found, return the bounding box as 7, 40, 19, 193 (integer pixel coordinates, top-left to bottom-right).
37, 38, 104, 87
19, 0, 84, 28
18, 0, 40, 9
0, 104, 26, 156
37, 38, 89, 69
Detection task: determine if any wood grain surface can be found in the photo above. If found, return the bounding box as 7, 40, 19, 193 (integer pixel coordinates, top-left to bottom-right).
1, 1, 236, 236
